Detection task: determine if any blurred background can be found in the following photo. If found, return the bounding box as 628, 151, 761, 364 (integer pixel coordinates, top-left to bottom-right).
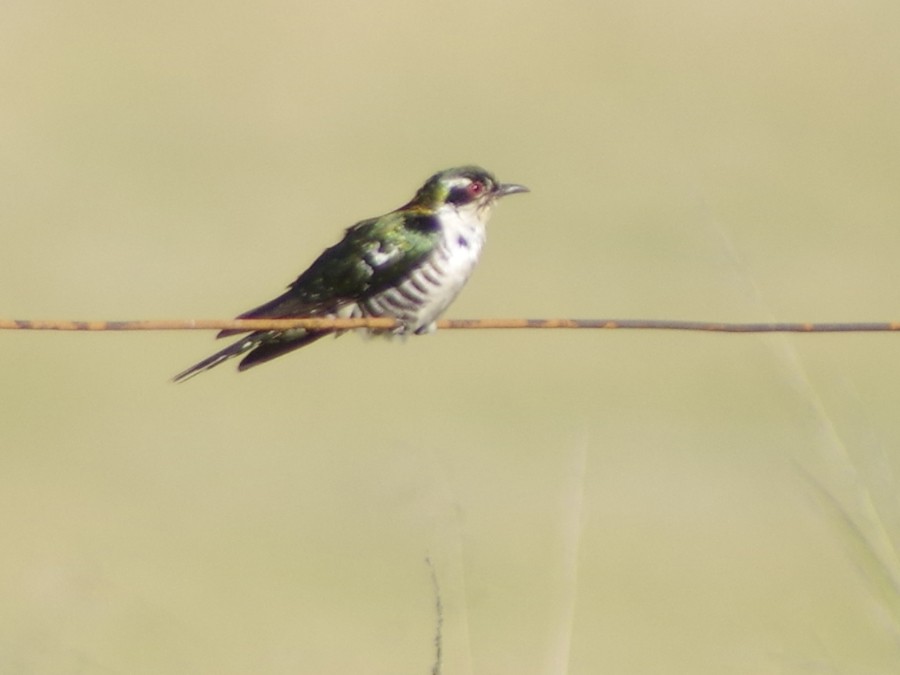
3, 1, 900, 672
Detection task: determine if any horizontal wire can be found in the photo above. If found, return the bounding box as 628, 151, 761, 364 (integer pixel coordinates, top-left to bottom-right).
2, 318, 900, 333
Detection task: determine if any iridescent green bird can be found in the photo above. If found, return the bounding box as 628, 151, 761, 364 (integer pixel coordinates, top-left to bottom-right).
174, 166, 528, 381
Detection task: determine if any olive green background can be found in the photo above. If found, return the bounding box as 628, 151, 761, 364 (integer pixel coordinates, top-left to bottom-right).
3, 1, 900, 673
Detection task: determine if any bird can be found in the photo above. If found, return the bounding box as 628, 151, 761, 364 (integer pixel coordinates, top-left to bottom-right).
173, 165, 528, 381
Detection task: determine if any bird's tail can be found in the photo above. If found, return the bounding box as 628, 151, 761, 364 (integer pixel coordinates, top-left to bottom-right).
172, 334, 262, 383
173, 329, 332, 382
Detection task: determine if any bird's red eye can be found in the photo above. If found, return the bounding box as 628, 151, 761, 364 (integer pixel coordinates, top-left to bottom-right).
468, 181, 483, 196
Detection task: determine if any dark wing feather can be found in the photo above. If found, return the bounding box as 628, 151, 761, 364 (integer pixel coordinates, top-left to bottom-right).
174, 210, 441, 379
236, 331, 328, 370
218, 211, 440, 336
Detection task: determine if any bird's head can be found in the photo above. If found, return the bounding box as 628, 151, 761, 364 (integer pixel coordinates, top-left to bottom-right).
405, 166, 529, 217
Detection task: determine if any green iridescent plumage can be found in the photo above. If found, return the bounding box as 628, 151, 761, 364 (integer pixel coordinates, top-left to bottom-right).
233, 210, 444, 321
174, 165, 527, 380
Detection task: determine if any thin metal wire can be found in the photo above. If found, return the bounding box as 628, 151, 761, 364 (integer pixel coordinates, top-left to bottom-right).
2, 318, 900, 333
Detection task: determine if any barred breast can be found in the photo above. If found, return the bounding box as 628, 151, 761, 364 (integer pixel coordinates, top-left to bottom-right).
357, 212, 486, 334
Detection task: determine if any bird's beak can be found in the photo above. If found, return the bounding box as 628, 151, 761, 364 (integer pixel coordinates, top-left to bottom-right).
495, 183, 529, 198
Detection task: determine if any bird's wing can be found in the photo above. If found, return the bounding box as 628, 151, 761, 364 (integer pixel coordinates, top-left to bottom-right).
217, 210, 440, 337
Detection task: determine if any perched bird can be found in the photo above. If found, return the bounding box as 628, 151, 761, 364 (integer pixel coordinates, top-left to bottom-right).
174, 165, 528, 381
